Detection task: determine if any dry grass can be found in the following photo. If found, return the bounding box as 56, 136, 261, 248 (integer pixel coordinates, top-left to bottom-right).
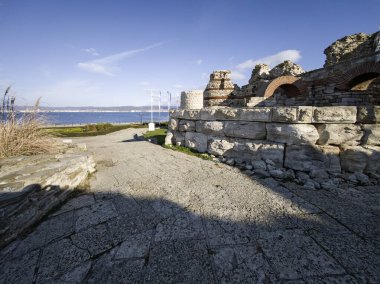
0, 90, 55, 158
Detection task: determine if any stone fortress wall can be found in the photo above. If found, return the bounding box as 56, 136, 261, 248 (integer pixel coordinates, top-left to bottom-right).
166, 31, 380, 182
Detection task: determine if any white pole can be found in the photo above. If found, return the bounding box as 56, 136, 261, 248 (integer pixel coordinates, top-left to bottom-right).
150, 89, 153, 123
158, 91, 161, 124
167, 91, 171, 111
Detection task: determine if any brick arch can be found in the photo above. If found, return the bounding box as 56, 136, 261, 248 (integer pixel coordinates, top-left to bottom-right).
336, 61, 380, 90
262, 76, 306, 98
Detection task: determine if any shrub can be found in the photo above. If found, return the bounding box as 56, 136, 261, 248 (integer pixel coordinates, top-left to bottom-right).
0, 87, 55, 158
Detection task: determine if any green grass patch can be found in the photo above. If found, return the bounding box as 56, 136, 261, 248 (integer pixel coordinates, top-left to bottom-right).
143, 128, 167, 145
163, 145, 213, 160
46, 123, 147, 137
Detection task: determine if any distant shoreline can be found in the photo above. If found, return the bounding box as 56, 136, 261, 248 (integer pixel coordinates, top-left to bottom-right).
19, 110, 171, 113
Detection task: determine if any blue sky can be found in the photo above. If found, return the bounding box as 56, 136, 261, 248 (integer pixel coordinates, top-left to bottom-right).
0, 0, 379, 107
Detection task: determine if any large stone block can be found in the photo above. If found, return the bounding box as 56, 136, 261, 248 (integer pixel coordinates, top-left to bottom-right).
214, 108, 239, 120
357, 106, 380, 123
285, 145, 341, 173
182, 110, 201, 120
266, 123, 319, 145
228, 139, 284, 166
207, 136, 234, 156
224, 121, 266, 140
272, 107, 312, 123
168, 118, 178, 131
200, 109, 217, 120
196, 121, 224, 135
340, 146, 380, 174
173, 131, 185, 146
362, 124, 380, 146
238, 108, 272, 122
185, 132, 208, 153
170, 109, 185, 119
317, 124, 363, 146
312, 107, 357, 123
178, 120, 195, 132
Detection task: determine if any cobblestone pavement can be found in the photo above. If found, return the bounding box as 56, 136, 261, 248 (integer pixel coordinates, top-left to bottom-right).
1, 128, 379, 283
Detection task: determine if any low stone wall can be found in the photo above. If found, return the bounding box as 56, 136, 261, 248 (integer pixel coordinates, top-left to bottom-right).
167, 106, 380, 177
0, 151, 96, 248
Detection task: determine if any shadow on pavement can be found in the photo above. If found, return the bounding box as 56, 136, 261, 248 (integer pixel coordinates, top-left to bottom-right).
0, 178, 379, 283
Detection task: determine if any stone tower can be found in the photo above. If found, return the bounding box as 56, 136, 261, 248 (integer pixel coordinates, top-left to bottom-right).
203, 70, 235, 107
180, 90, 204, 109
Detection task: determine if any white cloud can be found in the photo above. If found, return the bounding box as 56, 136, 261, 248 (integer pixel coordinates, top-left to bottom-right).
230, 70, 246, 81
78, 42, 164, 76
82, 48, 99, 56
236, 50, 301, 70
196, 59, 203, 65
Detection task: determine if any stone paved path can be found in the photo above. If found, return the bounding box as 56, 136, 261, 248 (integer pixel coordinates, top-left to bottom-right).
1, 128, 379, 283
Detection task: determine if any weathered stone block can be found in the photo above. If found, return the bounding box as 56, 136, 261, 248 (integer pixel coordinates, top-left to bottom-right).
170, 109, 185, 119
207, 136, 234, 156
285, 145, 341, 173
185, 132, 208, 153
312, 107, 357, 123
357, 106, 380, 123
182, 110, 200, 120
272, 107, 313, 123
200, 109, 217, 120
362, 124, 380, 145
317, 124, 363, 146
173, 131, 185, 146
340, 145, 380, 174
196, 121, 224, 135
238, 108, 272, 122
266, 123, 319, 145
214, 108, 239, 120
178, 120, 195, 132
224, 121, 266, 140
168, 118, 178, 131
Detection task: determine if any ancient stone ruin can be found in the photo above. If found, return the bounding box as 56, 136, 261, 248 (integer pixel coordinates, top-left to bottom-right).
167, 31, 380, 187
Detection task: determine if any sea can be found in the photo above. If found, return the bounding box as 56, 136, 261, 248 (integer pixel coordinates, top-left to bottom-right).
38, 111, 169, 126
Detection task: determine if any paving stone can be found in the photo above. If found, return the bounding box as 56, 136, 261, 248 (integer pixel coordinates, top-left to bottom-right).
155, 210, 205, 242
0, 249, 39, 284
86, 248, 144, 283
205, 218, 253, 247
212, 246, 277, 283
144, 239, 214, 283
52, 194, 95, 216
257, 230, 346, 280
45, 210, 75, 243
71, 223, 114, 257
111, 195, 141, 216
310, 231, 380, 282
58, 261, 92, 283
37, 238, 90, 283
114, 230, 152, 259
74, 200, 118, 231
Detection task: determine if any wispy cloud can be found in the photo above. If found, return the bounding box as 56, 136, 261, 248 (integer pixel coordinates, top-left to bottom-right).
78, 42, 164, 76
230, 70, 246, 80
236, 50, 301, 70
196, 59, 203, 65
82, 48, 99, 56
